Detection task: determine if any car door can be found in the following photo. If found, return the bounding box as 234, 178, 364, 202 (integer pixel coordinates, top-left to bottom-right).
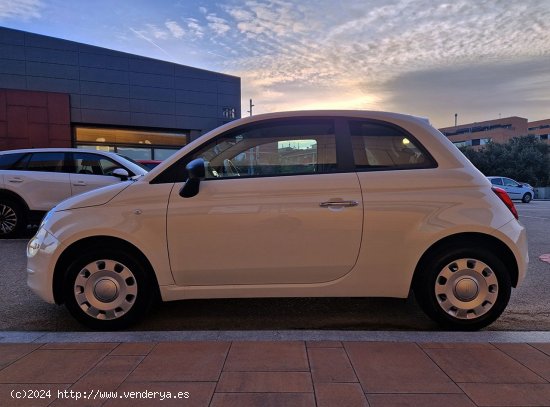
3, 152, 71, 211
502, 178, 521, 199
166, 118, 363, 286
69, 152, 126, 196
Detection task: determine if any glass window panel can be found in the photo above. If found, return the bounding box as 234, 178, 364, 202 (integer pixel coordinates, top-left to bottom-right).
350, 121, 432, 170
26, 152, 66, 173
75, 127, 188, 147
77, 145, 115, 153
117, 147, 152, 160
191, 120, 336, 179
0, 152, 26, 170
72, 152, 123, 176
154, 148, 179, 160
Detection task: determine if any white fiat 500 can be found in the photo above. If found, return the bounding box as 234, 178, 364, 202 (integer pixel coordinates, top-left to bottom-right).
27, 111, 528, 330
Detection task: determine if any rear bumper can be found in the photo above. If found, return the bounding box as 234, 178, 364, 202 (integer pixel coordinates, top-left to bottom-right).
496, 220, 529, 286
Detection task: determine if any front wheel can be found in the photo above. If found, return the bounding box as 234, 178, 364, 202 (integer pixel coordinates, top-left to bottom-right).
63, 248, 154, 330
414, 248, 511, 330
522, 193, 532, 203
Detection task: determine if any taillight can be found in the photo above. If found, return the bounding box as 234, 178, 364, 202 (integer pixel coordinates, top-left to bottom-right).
492, 186, 519, 220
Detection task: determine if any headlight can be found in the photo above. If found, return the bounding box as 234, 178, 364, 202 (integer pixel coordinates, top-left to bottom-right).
27, 227, 47, 258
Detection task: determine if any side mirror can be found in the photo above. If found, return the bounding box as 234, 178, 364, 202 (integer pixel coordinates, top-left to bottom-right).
180, 158, 205, 198
112, 168, 129, 181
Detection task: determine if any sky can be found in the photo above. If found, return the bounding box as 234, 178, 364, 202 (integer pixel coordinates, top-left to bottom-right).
1, 0, 549, 128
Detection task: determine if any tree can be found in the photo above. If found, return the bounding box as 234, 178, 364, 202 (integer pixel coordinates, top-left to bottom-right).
460, 136, 550, 187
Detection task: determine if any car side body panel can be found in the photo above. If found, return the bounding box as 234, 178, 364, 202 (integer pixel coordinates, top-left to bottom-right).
37, 182, 176, 290
2, 169, 71, 211
167, 173, 363, 286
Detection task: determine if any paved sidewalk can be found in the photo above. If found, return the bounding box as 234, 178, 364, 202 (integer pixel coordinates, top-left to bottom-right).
1, 338, 550, 406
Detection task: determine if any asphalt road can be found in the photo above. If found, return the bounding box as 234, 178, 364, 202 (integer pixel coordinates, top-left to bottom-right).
1, 201, 549, 332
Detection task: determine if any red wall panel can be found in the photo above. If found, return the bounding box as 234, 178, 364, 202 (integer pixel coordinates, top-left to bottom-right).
0, 88, 71, 150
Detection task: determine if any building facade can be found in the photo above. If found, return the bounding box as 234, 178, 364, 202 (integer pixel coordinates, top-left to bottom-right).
439, 116, 550, 149
0, 27, 241, 160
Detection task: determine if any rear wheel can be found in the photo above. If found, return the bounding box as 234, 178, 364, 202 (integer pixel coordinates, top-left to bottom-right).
414, 248, 511, 330
0, 199, 25, 238
63, 248, 154, 330
522, 193, 532, 203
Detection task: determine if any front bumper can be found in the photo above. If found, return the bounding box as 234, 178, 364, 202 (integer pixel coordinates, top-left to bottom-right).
26, 227, 64, 304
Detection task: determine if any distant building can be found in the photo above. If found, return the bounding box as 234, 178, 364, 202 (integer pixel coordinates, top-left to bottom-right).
0, 26, 241, 160
439, 116, 550, 149
528, 119, 550, 143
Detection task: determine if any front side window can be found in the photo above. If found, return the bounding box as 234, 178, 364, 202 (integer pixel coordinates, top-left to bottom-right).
350, 121, 434, 170
503, 178, 518, 187
72, 153, 124, 176
190, 120, 337, 179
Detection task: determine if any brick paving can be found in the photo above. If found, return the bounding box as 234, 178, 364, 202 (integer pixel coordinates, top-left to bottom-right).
0, 341, 549, 406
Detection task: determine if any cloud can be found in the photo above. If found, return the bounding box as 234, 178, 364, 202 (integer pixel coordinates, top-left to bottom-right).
186, 17, 204, 39
0, 0, 42, 20
126, 0, 550, 123
165, 20, 184, 39
211, 0, 550, 118
223, 0, 306, 38
206, 15, 231, 36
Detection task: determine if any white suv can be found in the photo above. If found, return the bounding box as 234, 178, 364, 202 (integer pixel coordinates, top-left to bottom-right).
26, 111, 528, 330
0, 148, 147, 237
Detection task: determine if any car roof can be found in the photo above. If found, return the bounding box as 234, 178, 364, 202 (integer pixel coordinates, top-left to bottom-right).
0, 148, 114, 154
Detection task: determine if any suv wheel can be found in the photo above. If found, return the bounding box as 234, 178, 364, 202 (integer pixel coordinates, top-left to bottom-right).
0, 199, 25, 238
414, 247, 511, 330
63, 248, 154, 330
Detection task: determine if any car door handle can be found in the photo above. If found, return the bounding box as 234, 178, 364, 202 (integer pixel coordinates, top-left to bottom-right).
320, 200, 359, 208
7, 178, 23, 183
72, 181, 87, 186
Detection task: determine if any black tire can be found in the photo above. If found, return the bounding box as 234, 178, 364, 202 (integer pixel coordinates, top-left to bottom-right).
414, 247, 511, 331
63, 248, 154, 330
522, 193, 532, 203
0, 199, 26, 238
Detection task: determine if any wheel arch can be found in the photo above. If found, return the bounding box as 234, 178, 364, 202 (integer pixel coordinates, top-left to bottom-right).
0, 189, 29, 211
53, 235, 161, 304
412, 232, 519, 290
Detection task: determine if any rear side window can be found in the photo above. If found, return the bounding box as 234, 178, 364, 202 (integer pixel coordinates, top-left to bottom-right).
350, 121, 435, 170
0, 153, 26, 170
25, 152, 66, 173
490, 178, 503, 186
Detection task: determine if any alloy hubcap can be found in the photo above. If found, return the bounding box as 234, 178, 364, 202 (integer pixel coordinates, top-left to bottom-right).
435, 258, 498, 320
454, 277, 479, 301
0, 204, 17, 235
74, 259, 137, 320
93, 278, 119, 302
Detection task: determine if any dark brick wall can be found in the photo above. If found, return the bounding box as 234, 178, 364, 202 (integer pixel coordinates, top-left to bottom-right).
0, 88, 70, 150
